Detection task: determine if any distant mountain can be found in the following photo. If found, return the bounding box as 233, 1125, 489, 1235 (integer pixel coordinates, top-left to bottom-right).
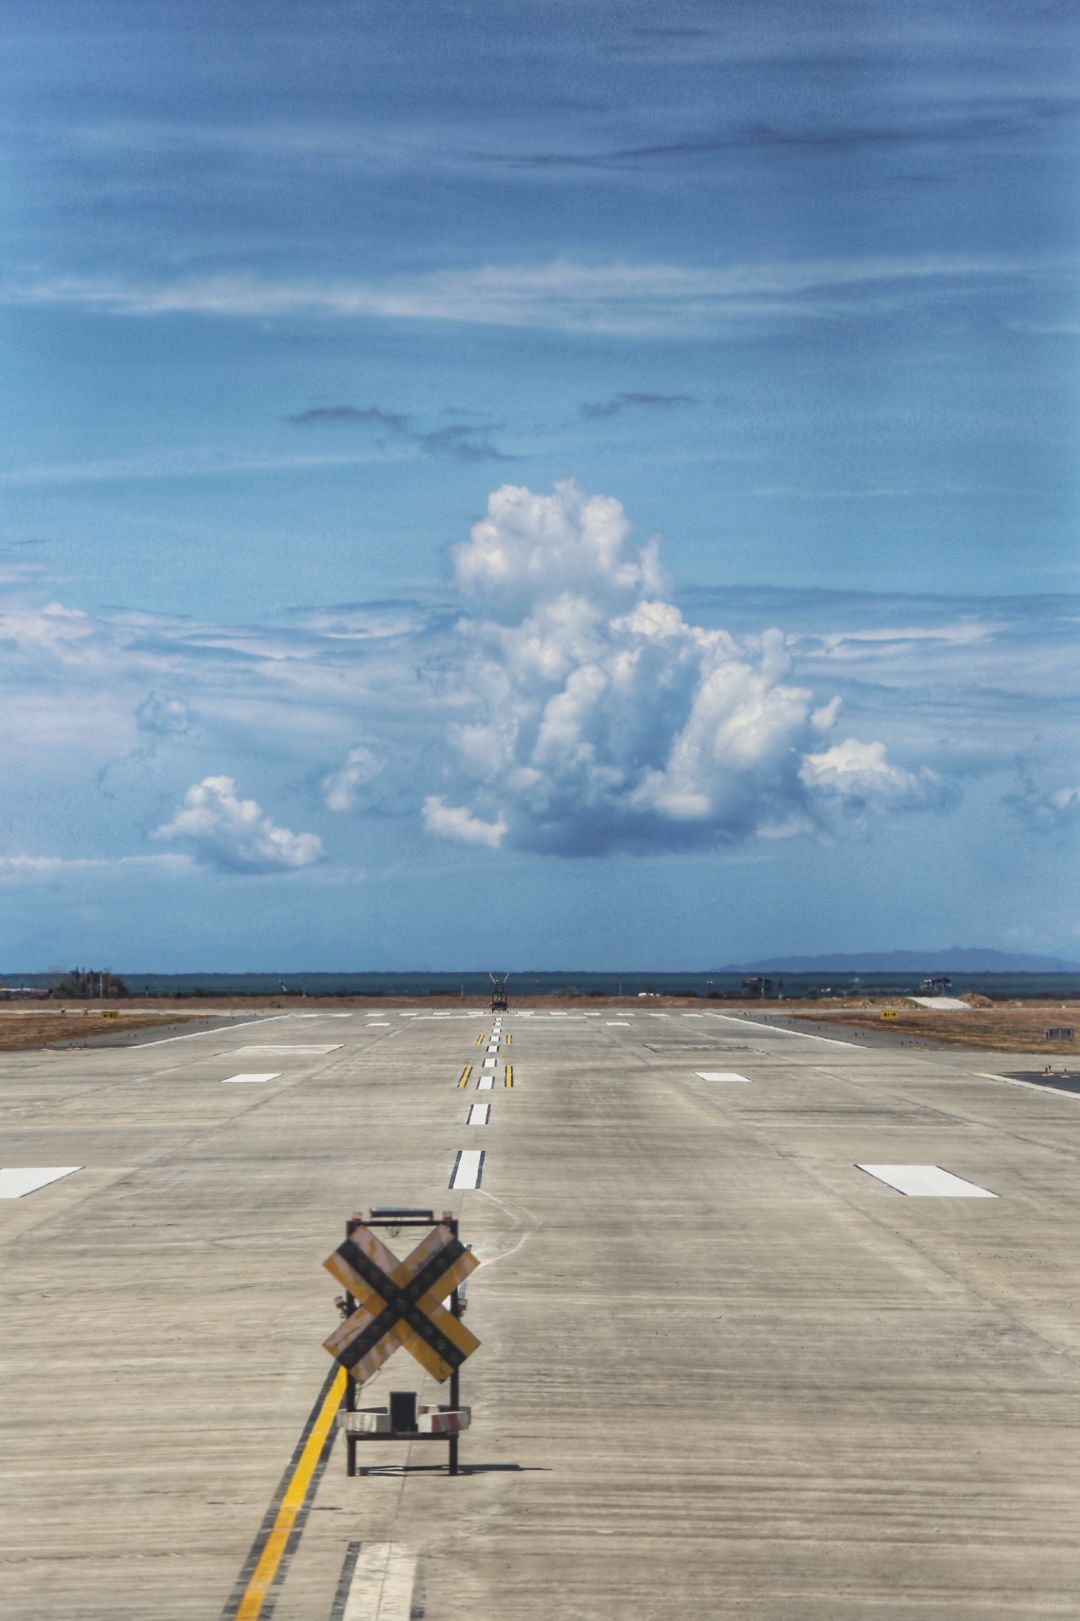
720, 947, 1080, 974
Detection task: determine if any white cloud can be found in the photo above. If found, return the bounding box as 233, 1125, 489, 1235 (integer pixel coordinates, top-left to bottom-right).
1006, 779, 1080, 831
452, 480, 665, 614
422, 796, 507, 848
0, 854, 190, 883
424, 481, 953, 855
136, 691, 195, 737
322, 744, 382, 812
799, 738, 949, 815
153, 776, 324, 873
0, 601, 95, 657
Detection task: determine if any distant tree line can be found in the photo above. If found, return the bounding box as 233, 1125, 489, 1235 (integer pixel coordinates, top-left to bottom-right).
52, 968, 128, 998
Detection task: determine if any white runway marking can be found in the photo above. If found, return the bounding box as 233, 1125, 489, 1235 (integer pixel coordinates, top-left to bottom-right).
341, 1542, 417, 1621
696, 1071, 751, 1083
482, 1057, 496, 1068
683, 1012, 703, 1018
605, 1020, 629, 1025
365, 1022, 390, 1027
467, 1103, 491, 1125
221, 1073, 280, 1084
976, 1070, 1080, 1100
477, 1074, 494, 1090
707, 1013, 863, 1048
232, 1043, 341, 1055
129, 1013, 291, 1048
857, 1164, 997, 1197
450, 1149, 485, 1190
0, 1167, 82, 1199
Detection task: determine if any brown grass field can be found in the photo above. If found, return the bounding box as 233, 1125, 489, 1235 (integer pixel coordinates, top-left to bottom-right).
781, 999, 1080, 1054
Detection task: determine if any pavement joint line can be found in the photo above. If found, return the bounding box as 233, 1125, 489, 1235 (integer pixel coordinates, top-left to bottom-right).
222, 1364, 345, 1621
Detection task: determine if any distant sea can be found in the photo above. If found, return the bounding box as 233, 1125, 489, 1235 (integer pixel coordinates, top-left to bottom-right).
2, 970, 1077, 1000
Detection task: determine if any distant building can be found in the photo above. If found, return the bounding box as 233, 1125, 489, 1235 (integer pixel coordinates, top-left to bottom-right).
919, 975, 953, 994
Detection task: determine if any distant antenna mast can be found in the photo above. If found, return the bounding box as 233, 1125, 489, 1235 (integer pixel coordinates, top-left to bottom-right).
489, 971, 510, 1012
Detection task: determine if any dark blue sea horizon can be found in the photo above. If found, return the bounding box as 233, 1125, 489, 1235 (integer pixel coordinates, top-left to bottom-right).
2, 970, 1077, 1000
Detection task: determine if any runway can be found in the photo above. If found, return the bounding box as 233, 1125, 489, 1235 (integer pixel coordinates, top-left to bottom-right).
2, 1007, 1079, 1618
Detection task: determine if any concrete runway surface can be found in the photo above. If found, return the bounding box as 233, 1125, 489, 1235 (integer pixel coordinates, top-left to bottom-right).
2, 1007, 1080, 1618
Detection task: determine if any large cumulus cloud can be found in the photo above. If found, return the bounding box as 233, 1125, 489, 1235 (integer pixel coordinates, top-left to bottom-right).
426, 481, 948, 855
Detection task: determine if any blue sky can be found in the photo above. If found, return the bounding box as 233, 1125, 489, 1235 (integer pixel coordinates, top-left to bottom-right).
2, 0, 1079, 970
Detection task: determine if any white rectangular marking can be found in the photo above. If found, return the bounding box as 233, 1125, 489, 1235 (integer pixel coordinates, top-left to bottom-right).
0, 1167, 82, 1199
857, 1164, 997, 1198
231, 1044, 341, 1055
482, 1057, 496, 1068
366, 1022, 390, 1027
467, 1103, 491, 1125
476, 1073, 494, 1090
342, 1542, 417, 1621
221, 1072, 281, 1084
605, 1020, 629, 1025
450, 1149, 485, 1190
695, 1071, 751, 1083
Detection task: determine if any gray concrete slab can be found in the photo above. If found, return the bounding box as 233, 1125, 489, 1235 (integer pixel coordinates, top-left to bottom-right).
2, 1010, 1079, 1618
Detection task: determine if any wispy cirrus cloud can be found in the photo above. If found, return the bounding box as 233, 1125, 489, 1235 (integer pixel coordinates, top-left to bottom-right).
0, 853, 191, 882
5, 255, 1053, 336
284, 402, 516, 462
580, 391, 698, 419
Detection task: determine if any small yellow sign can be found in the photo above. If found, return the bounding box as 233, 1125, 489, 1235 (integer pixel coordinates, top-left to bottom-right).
880, 1009, 899, 1021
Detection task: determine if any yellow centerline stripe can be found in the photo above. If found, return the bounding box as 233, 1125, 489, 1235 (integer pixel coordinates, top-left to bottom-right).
505, 1066, 513, 1087
475, 1033, 484, 1045
458, 1065, 473, 1087
506, 1033, 512, 1044
234, 1366, 346, 1620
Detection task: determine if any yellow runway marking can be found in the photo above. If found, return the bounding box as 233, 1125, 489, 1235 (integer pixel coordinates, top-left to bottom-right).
475, 1033, 484, 1045
505, 1066, 513, 1087
506, 1033, 513, 1044
458, 1065, 473, 1088
233, 1366, 346, 1620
